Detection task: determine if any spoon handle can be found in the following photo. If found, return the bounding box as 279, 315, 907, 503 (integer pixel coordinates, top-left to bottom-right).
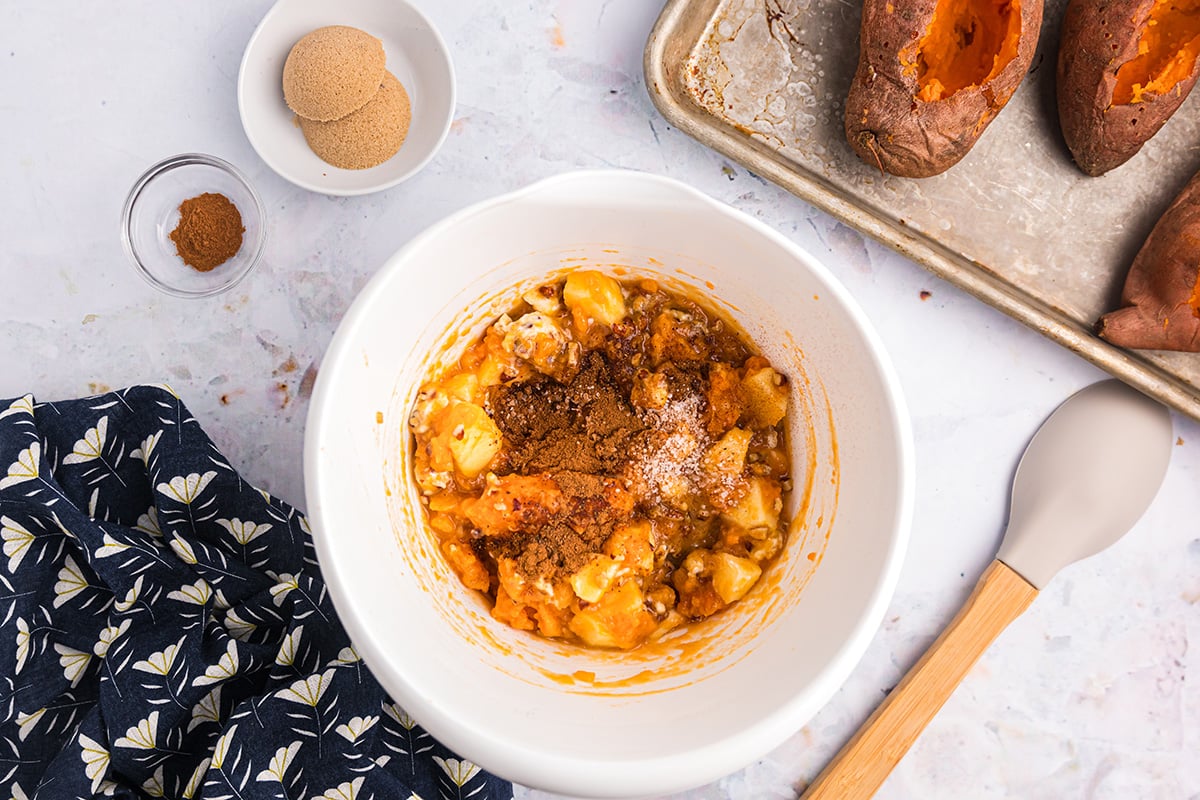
802, 560, 1037, 800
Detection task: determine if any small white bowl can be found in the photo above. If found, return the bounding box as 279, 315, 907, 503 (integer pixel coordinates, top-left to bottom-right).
122, 154, 267, 298
305, 171, 914, 797
238, 0, 455, 196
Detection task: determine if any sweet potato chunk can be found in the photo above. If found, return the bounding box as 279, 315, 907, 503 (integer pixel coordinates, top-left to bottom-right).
464, 474, 564, 537
704, 362, 744, 435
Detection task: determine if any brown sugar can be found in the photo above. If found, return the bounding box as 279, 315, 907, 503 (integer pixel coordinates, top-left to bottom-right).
283, 26, 387, 122
298, 71, 411, 170
168, 193, 244, 272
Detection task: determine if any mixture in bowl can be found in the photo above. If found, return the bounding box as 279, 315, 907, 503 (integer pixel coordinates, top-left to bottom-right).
409, 271, 795, 649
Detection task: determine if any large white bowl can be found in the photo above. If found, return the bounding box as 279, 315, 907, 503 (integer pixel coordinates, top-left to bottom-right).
305, 170, 913, 797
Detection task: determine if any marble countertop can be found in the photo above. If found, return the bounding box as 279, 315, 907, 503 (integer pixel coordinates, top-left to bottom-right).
2, 2, 1197, 798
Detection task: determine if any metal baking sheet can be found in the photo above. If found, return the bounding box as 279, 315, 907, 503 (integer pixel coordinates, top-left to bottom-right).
646, 0, 1200, 420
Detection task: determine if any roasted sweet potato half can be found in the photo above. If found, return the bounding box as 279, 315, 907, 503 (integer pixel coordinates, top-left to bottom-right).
1058, 0, 1200, 177
1099, 171, 1200, 351
844, 0, 1044, 178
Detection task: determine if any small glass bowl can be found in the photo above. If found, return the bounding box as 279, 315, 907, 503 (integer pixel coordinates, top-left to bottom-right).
122, 154, 267, 298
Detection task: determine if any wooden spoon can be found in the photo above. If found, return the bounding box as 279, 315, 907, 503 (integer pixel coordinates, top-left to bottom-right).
802, 380, 1173, 800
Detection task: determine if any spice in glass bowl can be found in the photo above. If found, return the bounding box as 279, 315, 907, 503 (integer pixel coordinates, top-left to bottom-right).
168, 192, 245, 272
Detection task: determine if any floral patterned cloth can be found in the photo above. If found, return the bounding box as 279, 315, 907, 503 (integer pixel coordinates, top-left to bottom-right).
0, 387, 512, 800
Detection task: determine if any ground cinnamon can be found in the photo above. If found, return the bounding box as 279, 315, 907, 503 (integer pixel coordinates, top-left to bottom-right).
169, 192, 244, 272
486, 351, 646, 578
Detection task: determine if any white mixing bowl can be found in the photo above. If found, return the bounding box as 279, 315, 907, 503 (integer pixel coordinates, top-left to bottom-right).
305, 170, 913, 797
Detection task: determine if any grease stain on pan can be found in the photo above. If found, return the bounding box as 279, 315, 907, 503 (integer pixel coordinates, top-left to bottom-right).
382, 248, 839, 696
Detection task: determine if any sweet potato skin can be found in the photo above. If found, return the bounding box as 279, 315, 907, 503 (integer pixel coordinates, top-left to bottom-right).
1057, 0, 1200, 177
1098, 171, 1200, 351
844, 0, 1044, 178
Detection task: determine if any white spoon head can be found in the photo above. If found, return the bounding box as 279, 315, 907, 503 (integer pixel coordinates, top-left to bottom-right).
996, 380, 1173, 590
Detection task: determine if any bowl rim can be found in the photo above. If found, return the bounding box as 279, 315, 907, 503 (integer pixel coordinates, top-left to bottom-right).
236, 0, 457, 197
304, 169, 915, 796
120, 152, 268, 299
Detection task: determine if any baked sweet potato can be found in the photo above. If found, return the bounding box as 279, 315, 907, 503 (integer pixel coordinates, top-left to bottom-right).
1098, 170, 1200, 351
844, 0, 1044, 178
1058, 0, 1200, 177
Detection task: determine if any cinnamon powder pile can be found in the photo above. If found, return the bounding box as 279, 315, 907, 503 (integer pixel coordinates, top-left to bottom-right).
485, 352, 645, 578
169, 192, 244, 272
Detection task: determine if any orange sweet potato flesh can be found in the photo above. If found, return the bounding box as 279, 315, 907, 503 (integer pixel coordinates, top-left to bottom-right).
1058, 0, 1200, 176
845, 0, 1042, 178
1098, 171, 1200, 351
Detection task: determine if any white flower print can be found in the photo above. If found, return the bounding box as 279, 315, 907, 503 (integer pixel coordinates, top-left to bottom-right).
94, 532, 130, 559
78, 732, 110, 794
0, 394, 33, 420
53, 554, 89, 608
55, 644, 92, 687
275, 668, 335, 707
216, 517, 271, 546
141, 765, 165, 798
167, 579, 211, 606
335, 715, 378, 743
156, 471, 217, 504
130, 430, 162, 465
169, 536, 198, 565
434, 756, 481, 787
255, 740, 301, 783
132, 637, 185, 676
210, 723, 238, 769
0, 442, 39, 490
275, 625, 303, 667
328, 645, 361, 666
135, 507, 161, 537
114, 711, 158, 750
15, 707, 45, 741
269, 573, 299, 606
222, 608, 256, 642
382, 702, 417, 730
192, 640, 239, 686
1, 516, 35, 573
113, 575, 144, 612
181, 756, 210, 799
14, 617, 30, 674
188, 686, 222, 732
310, 777, 364, 800
61, 416, 108, 465
93, 619, 132, 658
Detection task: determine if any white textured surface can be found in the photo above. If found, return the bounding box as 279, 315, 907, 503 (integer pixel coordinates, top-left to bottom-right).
1, 2, 1198, 798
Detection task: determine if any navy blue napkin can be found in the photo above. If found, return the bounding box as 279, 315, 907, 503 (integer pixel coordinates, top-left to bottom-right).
0, 386, 512, 800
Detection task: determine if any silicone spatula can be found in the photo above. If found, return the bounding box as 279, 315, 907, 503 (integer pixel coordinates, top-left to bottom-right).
802, 380, 1173, 800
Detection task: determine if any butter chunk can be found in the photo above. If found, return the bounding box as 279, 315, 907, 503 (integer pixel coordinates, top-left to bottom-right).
442, 402, 502, 478
710, 552, 762, 603
721, 476, 782, 532
741, 366, 789, 427
569, 554, 620, 603
564, 270, 627, 327
568, 579, 657, 649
